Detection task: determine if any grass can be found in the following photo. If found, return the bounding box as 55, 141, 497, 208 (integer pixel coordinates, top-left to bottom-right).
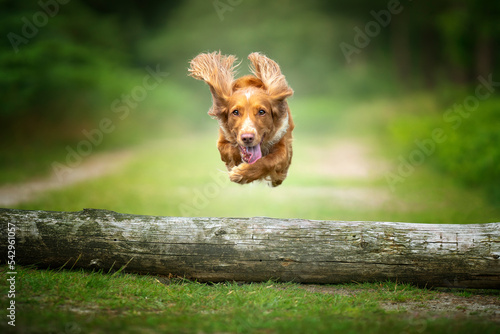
1, 265, 498, 334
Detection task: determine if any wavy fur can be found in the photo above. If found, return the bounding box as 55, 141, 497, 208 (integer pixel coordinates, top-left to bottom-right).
188, 51, 294, 187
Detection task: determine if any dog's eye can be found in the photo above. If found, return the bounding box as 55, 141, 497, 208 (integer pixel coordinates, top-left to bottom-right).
258, 110, 266, 116
232, 110, 239, 116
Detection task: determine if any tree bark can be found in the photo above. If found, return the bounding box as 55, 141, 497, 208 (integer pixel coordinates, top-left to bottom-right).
1, 208, 499, 288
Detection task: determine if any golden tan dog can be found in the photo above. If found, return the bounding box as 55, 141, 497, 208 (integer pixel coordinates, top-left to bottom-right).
189, 52, 294, 187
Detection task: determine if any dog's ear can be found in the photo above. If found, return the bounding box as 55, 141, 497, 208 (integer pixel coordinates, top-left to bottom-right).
248, 52, 293, 102
189, 51, 238, 118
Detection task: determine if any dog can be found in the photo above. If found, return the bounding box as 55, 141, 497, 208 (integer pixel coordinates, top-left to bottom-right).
188, 51, 294, 187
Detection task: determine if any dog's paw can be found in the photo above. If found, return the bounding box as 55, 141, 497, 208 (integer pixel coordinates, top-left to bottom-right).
229, 164, 250, 184
271, 179, 283, 187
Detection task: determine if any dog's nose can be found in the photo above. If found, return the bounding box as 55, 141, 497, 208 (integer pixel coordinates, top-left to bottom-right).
241, 133, 254, 144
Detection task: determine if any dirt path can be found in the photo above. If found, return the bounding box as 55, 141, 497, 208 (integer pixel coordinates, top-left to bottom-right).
303, 139, 389, 179
1, 138, 387, 208
0, 150, 133, 206
289, 138, 393, 208
299, 285, 500, 322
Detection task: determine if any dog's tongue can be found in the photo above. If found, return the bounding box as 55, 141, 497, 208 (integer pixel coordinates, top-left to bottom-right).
242, 143, 262, 164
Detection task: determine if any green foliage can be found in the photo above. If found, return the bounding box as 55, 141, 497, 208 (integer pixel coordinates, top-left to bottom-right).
385, 93, 500, 205
0, 1, 133, 120
141, 0, 344, 94
436, 99, 500, 202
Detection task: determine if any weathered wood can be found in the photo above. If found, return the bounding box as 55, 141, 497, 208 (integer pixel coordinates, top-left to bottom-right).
1, 208, 499, 288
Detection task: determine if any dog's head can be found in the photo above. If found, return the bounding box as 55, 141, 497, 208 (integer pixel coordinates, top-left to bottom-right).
189, 52, 293, 164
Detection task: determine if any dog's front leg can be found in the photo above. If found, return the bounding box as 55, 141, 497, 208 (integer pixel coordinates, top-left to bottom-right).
217, 134, 242, 171
229, 141, 290, 186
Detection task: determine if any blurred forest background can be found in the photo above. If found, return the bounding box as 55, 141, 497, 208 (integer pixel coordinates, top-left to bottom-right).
0, 0, 499, 219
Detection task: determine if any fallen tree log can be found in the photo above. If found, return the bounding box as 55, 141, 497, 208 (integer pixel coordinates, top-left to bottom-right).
1, 208, 499, 288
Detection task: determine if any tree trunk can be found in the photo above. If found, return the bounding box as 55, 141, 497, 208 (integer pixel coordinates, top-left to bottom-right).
475, 33, 492, 80
391, 11, 412, 87
1, 208, 499, 288
420, 26, 438, 89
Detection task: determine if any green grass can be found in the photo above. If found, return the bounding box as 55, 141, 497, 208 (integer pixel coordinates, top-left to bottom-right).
1, 265, 498, 334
